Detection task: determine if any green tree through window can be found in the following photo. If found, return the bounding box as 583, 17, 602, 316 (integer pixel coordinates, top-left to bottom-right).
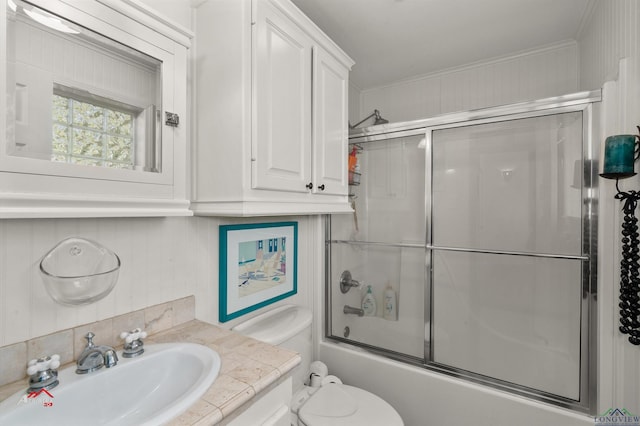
52, 94, 135, 169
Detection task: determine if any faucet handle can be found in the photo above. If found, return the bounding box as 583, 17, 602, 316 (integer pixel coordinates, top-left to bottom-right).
119, 328, 147, 344
120, 328, 147, 358
27, 354, 60, 392
84, 332, 96, 348
27, 354, 60, 376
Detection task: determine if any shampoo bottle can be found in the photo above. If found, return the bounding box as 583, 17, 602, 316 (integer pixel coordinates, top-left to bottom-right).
348, 146, 358, 184
362, 285, 377, 316
383, 284, 398, 321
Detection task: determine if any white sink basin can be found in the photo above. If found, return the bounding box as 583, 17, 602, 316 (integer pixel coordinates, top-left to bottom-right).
0, 343, 221, 425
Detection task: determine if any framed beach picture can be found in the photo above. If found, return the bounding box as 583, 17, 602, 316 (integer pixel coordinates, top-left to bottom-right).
218, 222, 298, 322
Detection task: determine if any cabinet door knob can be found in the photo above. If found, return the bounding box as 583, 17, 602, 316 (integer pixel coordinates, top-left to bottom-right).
306, 182, 313, 190
318, 184, 325, 191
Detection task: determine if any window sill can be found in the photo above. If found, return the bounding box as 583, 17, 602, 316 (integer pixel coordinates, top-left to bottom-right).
0, 194, 192, 218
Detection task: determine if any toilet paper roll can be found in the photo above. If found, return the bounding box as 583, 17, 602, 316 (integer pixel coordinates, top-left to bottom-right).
309, 373, 323, 387
309, 360, 328, 377
321, 375, 343, 386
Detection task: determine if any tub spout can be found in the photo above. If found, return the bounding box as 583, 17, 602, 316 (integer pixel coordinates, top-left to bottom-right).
343, 305, 364, 317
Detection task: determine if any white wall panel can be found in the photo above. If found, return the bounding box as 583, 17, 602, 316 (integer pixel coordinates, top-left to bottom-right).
1, 221, 31, 345
579, 0, 639, 91
348, 81, 361, 124
194, 217, 218, 323
0, 215, 319, 347
359, 42, 579, 124
0, 217, 197, 347
578, 0, 640, 415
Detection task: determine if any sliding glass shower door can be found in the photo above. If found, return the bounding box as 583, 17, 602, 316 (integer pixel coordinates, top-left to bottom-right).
327, 92, 598, 413
429, 112, 587, 401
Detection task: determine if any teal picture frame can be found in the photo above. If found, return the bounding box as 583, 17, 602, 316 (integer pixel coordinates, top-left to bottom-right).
219, 221, 298, 322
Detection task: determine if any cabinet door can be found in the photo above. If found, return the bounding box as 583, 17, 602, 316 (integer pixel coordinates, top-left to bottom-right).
224, 377, 292, 426
252, 0, 312, 193
0, 0, 190, 218
312, 47, 349, 196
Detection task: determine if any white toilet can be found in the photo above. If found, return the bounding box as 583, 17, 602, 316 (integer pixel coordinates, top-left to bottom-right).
232, 304, 404, 426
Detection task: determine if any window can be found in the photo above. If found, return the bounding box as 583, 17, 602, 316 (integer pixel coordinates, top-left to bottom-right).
1, 0, 190, 218
52, 92, 136, 169
6, 0, 163, 174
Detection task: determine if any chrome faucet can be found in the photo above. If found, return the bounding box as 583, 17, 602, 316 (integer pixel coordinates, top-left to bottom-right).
76, 332, 118, 374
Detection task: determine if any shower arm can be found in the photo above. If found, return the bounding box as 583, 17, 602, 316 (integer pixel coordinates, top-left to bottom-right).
349, 109, 388, 129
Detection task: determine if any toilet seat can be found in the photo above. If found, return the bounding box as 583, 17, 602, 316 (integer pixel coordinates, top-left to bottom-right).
298, 383, 403, 426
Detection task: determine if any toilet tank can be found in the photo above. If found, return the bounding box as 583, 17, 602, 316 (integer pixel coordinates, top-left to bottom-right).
231, 304, 313, 391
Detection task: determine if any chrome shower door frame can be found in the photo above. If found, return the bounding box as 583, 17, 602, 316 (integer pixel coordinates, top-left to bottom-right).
424, 95, 599, 414
326, 90, 601, 414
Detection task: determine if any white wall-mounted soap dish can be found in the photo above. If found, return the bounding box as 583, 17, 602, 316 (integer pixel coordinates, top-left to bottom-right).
39, 237, 121, 306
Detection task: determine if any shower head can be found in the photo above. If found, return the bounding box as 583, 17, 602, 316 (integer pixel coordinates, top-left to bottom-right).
373, 109, 389, 125
350, 109, 389, 129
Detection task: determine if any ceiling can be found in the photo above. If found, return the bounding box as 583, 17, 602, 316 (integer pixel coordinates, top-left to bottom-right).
291, 0, 592, 90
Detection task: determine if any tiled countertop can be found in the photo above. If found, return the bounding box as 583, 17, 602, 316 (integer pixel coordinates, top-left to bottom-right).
0, 320, 301, 426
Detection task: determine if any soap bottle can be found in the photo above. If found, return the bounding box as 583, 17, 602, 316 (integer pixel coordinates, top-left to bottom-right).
362, 285, 377, 316
383, 284, 398, 321
348, 146, 357, 184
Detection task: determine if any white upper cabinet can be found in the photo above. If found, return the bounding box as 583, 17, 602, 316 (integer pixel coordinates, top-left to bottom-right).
312, 47, 350, 197
193, 0, 354, 216
0, 0, 192, 218
252, 2, 313, 193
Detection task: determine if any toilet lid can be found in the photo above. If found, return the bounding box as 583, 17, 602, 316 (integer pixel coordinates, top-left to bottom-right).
299, 383, 403, 426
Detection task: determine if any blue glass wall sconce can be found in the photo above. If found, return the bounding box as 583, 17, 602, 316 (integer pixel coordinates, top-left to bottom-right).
600, 129, 640, 180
